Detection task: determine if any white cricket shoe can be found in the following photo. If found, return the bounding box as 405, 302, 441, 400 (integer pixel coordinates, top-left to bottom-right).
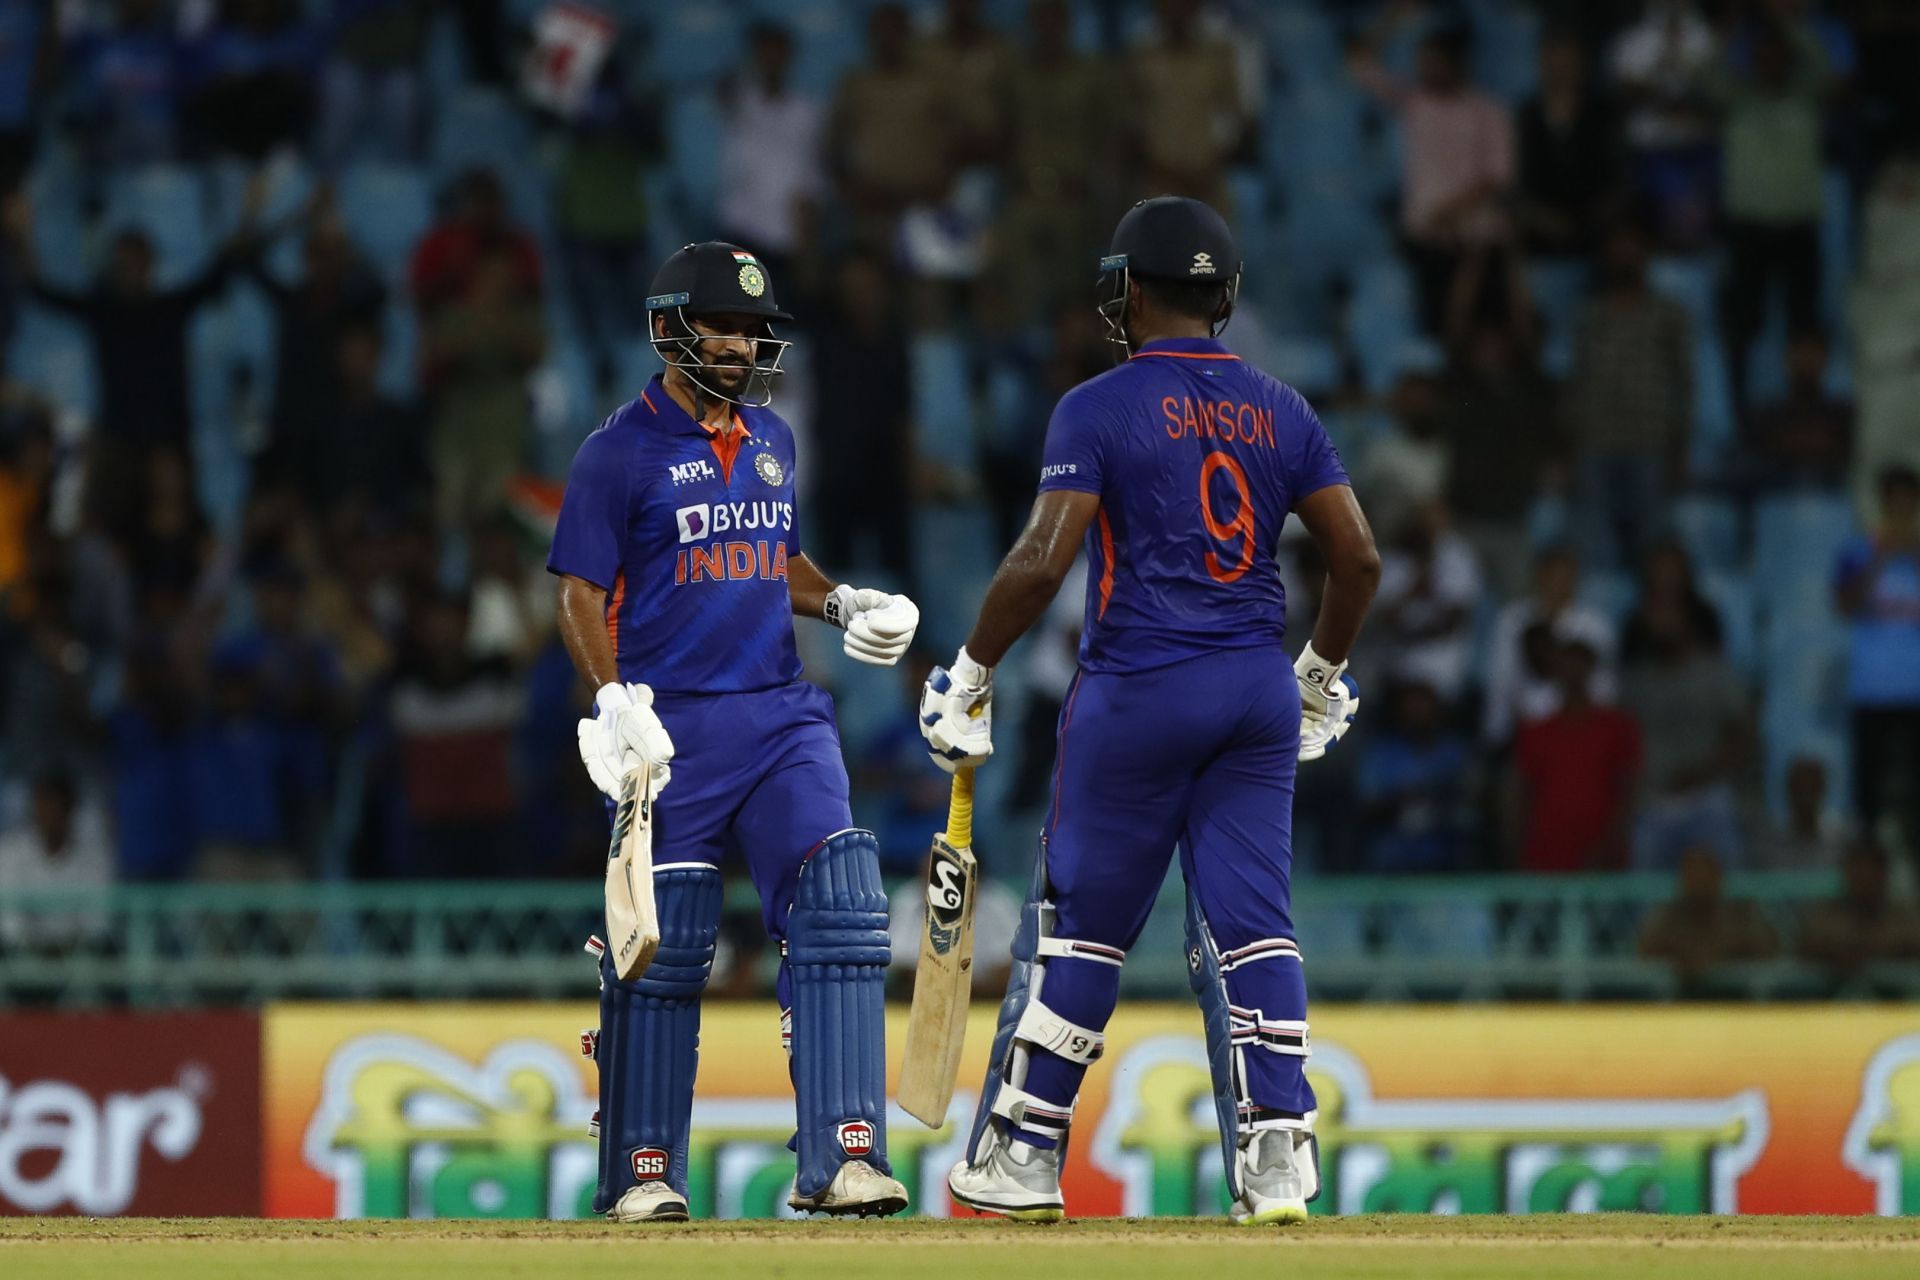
788, 1159, 909, 1218
947, 1134, 1065, 1223
609, 1181, 689, 1222
1230, 1128, 1311, 1226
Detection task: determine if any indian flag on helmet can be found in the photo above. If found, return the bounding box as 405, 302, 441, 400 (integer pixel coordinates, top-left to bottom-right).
731, 250, 760, 264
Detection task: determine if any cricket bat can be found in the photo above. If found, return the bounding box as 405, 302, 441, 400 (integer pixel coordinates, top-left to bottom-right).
604, 763, 660, 982
899, 766, 980, 1128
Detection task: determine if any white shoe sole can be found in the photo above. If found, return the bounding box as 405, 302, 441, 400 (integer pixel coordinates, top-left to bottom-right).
1231, 1200, 1308, 1226
947, 1174, 1065, 1223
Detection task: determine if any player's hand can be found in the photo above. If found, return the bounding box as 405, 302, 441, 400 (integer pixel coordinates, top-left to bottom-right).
578, 682, 675, 800
919, 647, 993, 773
825, 584, 920, 666
1295, 644, 1359, 763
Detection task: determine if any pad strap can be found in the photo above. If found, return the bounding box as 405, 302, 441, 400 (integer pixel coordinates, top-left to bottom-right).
1036, 937, 1126, 966
1014, 996, 1105, 1065
989, 1083, 1074, 1140
1219, 937, 1302, 972
1229, 1007, 1310, 1056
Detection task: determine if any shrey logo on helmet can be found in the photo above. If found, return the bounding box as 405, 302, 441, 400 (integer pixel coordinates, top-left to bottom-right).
835, 1119, 876, 1158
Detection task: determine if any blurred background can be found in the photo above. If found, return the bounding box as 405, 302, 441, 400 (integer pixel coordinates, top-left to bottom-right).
0, 0, 1917, 1008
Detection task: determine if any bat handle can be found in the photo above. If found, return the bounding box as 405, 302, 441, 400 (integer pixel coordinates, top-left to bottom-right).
945, 766, 975, 850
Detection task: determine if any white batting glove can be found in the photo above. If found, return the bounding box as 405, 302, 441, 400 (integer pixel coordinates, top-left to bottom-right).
1295, 644, 1359, 763
825, 584, 921, 666
577, 682, 675, 800
919, 647, 993, 773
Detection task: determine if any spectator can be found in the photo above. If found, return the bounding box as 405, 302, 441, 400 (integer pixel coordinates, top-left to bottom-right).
386, 590, 523, 877
1514, 638, 1641, 871
466, 516, 546, 667
324, 320, 429, 514
1638, 845, 1779, 988
251, 207, 388, 492
830, 4, 954, 247
1743, 327, 1853, 492
63, 0, 185, 166
1608, 0, 1717, 248
1354, 679, 1476, 873
5, 183, 263, 457
1562, 218, 1694, 570
409, 169, 542, 321
1484, 545, 1620, 746
989, 0, 1115, 329
318, 0, 428, 164
1436, 311, 1560, 592
1798, 839, 1920, 979
1620, 540, 1724, 664
809, 251, 914, 591
0, 772, 113, 952
1127, 0, 1248, 211
1372, 500, 1484, 705
108, 642, 198, 882
424, 245, 546, 533
855, 651, 953, 873
189, 638, 301, 880
1704, 13, 1832, 411
181, 0, 321, 161
554, 56, 658, 391
1517, 29, 1622, 260
915, 0, 1013, 169
1620, 571, 1753, 869
718, 23, 826, 292
1752, 755, 1852, 870
0, 0, 48, 193
0, 563, 98, 786
1835, 464, 1920, 851
0, 395, 54, 594
1353, 25, 1516, 334
1354, 370, 1449, 545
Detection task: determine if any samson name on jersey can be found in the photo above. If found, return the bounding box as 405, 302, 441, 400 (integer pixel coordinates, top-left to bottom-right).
547, 374, 803, 694
1037, 336, 1350, 674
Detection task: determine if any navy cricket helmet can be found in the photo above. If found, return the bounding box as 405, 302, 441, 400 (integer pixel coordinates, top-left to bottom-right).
646, 241, 793, 407
1097, 196, 1242, 354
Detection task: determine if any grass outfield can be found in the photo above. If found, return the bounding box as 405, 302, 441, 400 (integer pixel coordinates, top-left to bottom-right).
4, 1217, 1919, 1280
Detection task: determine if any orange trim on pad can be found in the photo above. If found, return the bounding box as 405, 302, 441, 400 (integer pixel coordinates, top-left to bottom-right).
1096, 507, 1116, 620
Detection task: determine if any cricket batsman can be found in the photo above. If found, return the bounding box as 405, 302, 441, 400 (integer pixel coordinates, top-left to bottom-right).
919, 197, 1380, 1224
549, 242, 919, 1221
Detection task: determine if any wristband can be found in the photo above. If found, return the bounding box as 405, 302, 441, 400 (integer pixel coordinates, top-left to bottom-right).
823, 584, 858, 630
1293, 643, 1346, 694
952, 646, 993, 691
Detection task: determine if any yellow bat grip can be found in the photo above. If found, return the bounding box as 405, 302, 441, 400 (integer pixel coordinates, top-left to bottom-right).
945, 766, 975, 850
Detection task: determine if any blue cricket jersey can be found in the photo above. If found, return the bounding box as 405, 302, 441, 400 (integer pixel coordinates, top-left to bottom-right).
1038, 337, 1350, 674
547, 375, 803, 694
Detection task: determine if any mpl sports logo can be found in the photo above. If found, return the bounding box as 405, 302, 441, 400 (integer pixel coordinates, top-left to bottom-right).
835, 1120, 876, 1159
669, 459, 717, 486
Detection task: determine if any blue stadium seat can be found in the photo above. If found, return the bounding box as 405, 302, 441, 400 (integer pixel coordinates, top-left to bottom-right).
430, 89, 531, 184
1820, 167, 1854, 334
1526, 257, 1586, 379
910, 332, 974, 467
1383, 902, 1495, 958
664, 89, 725, 233
647, 3, 746, 89
1751, 493, 1856, 625
337, 163, 434, 282
1699, 570, 1757, 678
1577, 568, 1637, 625
1347, 259, 1419, 394
1264, 2, 1344, 89
5, 313, 98, 422
1467, 0, 1541, 103
1672, 493, 1742, 572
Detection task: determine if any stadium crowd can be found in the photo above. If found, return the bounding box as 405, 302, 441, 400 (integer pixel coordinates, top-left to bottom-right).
0, 0, 1916, 975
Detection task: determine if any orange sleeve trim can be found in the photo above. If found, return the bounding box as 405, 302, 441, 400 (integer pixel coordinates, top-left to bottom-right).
605, 569, 626, 654
1096, 507, 1116, 621
1130, 350, 1242, 362
639, 386, 657, 413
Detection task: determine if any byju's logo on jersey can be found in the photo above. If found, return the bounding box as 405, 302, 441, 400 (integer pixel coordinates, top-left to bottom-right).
668, 459, 717, 486
675, 504, 710, 543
